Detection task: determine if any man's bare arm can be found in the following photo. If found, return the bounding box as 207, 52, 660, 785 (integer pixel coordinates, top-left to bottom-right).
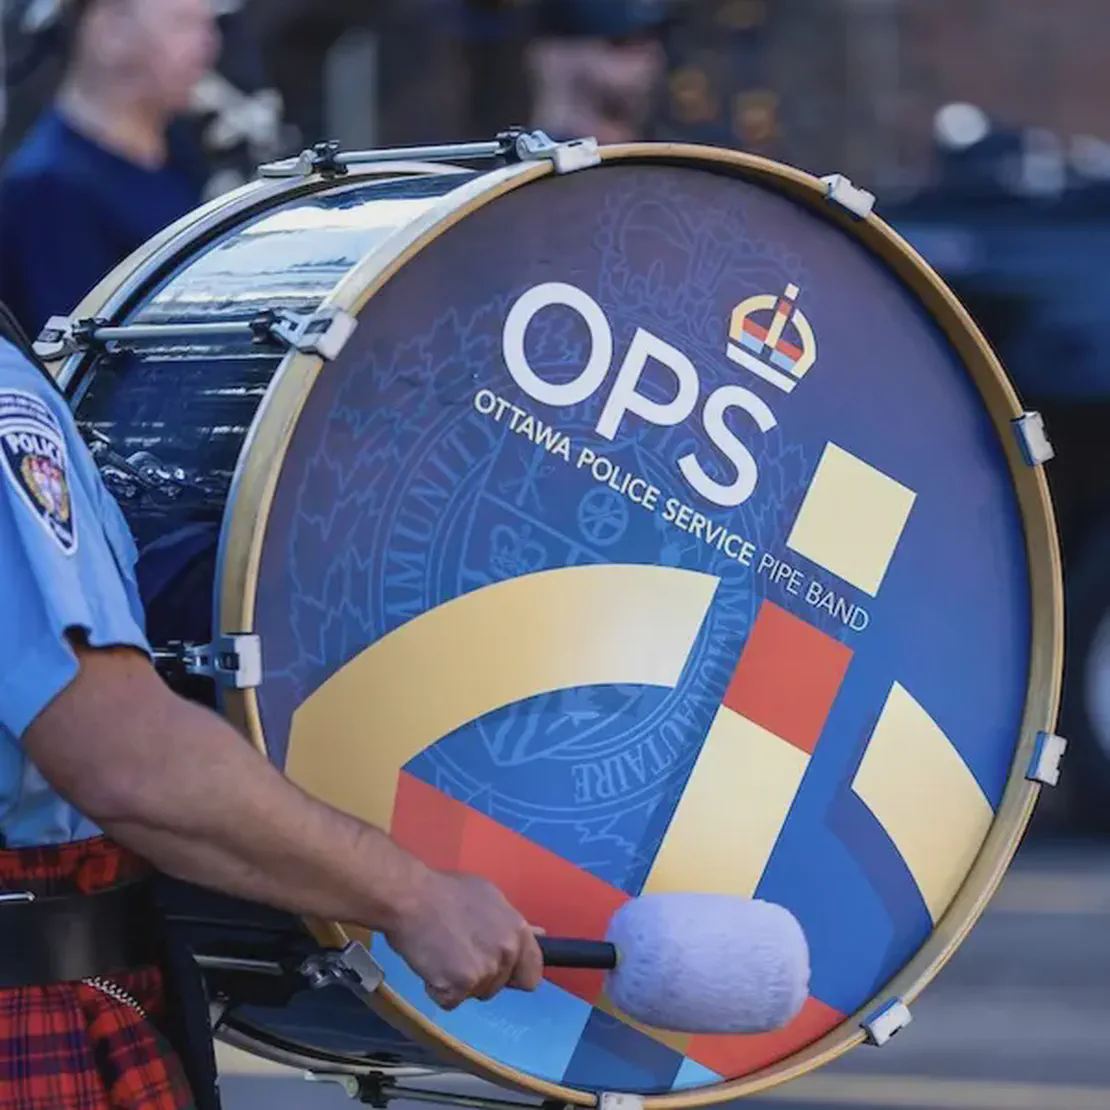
22, 638, 429, 933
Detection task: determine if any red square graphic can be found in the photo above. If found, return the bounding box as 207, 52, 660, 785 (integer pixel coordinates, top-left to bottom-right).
391, 772, 467, 872
723, 601, 852, 755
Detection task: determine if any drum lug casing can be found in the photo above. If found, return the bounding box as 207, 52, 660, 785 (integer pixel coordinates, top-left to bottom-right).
156, 634, 262, 689
1026, 731, 1067, 786
300, 941, 386, 1007
510, 130, 601, 174
1012, 411, 1056, 466
861, 998, 912, 1046
599, 1094, 645, 1110
259, 306, 358, 360
820, 174, 877, 219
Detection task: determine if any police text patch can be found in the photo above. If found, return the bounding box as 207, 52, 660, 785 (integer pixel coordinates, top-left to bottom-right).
0, 389, 77, 555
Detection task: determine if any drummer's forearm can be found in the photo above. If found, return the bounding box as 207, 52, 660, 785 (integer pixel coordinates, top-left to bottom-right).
23, 639, 432, 933
103, 791, 429, 932
97, 720, 429, 930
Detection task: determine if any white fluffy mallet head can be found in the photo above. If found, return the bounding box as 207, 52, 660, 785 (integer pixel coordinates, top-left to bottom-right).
603, 893, 810, 1034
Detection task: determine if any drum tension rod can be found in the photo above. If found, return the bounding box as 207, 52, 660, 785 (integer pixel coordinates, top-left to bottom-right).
306, 1071, 581, 1110
257, 128, 601, 179
35, 306, 357, 362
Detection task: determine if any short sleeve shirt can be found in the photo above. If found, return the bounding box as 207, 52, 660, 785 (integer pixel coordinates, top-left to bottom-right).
0, 340, 151, 847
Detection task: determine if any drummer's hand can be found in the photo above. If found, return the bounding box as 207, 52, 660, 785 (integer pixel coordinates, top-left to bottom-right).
385, 870, 544, 1010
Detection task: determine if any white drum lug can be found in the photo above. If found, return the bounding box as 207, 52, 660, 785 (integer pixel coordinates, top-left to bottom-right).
511, 130, 601, 174
154, 634, 262, 689
862, 998, 912, 1046
1026, 731, 1067, 786
821, 173, 876, 219
599, 1095, 644, 1110
1012, 411, 1056, 465
301, 941, 386, 1007
265, 306, 358, 360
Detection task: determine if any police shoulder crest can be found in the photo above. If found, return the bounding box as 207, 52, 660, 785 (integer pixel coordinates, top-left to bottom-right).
0, 389, 78, 555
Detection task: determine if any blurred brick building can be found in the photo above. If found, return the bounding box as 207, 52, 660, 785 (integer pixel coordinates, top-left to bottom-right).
5, 0, 1110, 197
857, 0, 1110, 188
649, 0, 1110, 191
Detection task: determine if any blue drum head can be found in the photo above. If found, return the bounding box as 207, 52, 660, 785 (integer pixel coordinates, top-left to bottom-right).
221, 149, 1061, 1100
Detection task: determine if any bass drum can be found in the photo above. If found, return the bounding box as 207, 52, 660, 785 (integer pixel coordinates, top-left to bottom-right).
43, 138, 1063, 1105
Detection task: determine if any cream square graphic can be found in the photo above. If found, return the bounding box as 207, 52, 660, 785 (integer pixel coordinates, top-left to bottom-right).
787, 442, 916, 597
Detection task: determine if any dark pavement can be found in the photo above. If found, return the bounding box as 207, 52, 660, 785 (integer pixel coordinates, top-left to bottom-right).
217, 838, 1110, 1110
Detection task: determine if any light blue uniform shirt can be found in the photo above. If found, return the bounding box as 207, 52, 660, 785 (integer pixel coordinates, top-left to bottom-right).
0, 339, 151, 847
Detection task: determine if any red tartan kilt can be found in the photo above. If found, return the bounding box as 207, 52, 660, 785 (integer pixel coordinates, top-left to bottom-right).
0, 837, 196, 1109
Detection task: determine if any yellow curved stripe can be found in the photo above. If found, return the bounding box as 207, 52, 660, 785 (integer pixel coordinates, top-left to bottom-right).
285, 565, 719, 832
641, 707, 809, 898
851, 682, 993, 922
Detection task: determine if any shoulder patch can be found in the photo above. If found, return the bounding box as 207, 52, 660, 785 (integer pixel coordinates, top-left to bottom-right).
0, 389, 78, 555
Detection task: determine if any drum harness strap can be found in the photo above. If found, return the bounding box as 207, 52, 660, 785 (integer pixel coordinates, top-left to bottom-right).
0, 855, 223, 1108
0, 878, 163, 989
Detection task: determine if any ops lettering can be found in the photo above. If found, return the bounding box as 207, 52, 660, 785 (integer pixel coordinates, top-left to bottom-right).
502, 281, 777, 509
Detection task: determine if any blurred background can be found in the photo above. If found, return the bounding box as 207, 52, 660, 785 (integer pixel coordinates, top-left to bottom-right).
4, 1, 1110, 1105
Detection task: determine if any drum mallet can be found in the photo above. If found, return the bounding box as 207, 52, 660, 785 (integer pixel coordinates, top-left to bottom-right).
535, 893, 810, 1035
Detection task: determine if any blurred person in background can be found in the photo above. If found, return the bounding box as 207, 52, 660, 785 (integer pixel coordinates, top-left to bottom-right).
527, 0, 670, 144
0, 0, 219, 340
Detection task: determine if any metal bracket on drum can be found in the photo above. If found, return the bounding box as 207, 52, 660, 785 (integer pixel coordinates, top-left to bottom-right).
257, 129, 601, 180
1026, 731, 1068, 787
820, 174, 876, 219
1012, 411, 1056, 466
598, 1095, 643, 1110
861, 998, 912, 1046
300, 941, 387, 1010
33, 306, 357, 362
510, 129, 601, 174
153, 634, 262, 690
260, 305, 359, 359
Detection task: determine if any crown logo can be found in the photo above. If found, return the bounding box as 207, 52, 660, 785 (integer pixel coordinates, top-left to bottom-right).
727, 283, 817, 393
